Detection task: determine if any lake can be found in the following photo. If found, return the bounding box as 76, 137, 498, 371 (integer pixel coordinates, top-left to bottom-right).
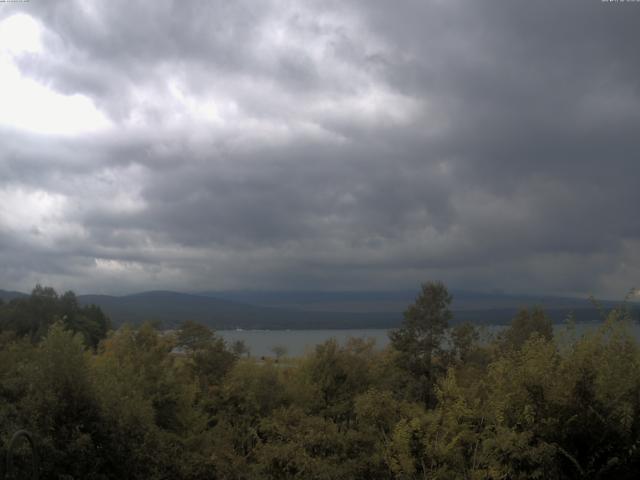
218, 329, 391, 357
218, 322, 640, 358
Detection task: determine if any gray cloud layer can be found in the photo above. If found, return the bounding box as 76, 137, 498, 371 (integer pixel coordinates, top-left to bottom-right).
1, 0, 639, 296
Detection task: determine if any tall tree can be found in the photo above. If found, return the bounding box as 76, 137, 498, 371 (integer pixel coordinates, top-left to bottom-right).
0, 285, 110, 346
389, 281, 452, 405
498, 306, 552, 351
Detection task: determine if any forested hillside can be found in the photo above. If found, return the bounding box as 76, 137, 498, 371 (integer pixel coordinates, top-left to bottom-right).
1, 283, 640, 478
4, 287, 627, 330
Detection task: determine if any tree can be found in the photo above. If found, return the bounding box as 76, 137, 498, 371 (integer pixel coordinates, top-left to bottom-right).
231, 339, 250, 357
450, 321, 480, 363
60, 291, 111, 349
176, 321, 238, 392
0, 286, 110, 347
271, 345, 287, 361
176, 320, 215, 352
301, 338, 374, 423
16, 322, 106, 478
389, 281, 452, 405
498, 307, 553, 351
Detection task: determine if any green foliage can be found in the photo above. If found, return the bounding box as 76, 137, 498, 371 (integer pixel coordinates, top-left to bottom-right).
389, 280, 452, 405
271, 345, 288, 360
298, 338, 375, 424
498, 306, 553, 351
0, 323, 105, 478
177, 321, 239, 397
2, 283, 640, 479
450, 321, 480, 363
232, 339, 250, 357
176, 320, 215, 351
0, 285, 111, 347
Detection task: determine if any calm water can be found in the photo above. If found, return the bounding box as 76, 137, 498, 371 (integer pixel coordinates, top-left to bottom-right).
218, 322, 640, 358
218, 329, 391, 357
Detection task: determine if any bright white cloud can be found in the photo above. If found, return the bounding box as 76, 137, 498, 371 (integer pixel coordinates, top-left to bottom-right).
0, 13, 42, 55
0, 186, 71, 241
0, 14, 111, 135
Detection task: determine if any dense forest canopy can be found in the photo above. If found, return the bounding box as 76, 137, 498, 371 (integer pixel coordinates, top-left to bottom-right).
1, 283, 640, 479
0, 284, 111, 348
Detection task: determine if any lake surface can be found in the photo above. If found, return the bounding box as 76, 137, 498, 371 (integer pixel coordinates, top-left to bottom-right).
218, 322, 640, 357
218, 329, 391, 357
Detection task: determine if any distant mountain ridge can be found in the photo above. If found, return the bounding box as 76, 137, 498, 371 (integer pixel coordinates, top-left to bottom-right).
197, 289, 627, 312
2, 288, 635, 329
0, 289, 28, 301
76, 290, 398, 329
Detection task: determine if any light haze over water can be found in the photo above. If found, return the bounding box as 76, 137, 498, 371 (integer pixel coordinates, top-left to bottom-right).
218, 322, 640, 358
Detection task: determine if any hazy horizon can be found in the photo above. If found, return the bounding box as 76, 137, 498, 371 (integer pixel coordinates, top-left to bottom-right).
4, 284, 634, 307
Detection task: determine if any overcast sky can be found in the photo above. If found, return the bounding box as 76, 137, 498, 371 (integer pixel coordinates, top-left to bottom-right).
0, 0, 639, 297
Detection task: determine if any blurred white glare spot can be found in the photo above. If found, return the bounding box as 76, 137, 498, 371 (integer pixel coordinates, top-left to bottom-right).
0, 14, 111, 135
0, 13, 43, 54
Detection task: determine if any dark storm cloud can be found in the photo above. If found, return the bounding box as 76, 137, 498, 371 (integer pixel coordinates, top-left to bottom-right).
1, 0, 639, 296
